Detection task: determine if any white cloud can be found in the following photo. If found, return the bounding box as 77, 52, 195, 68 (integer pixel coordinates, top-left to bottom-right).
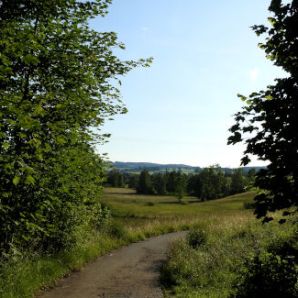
249, 68, 259, 82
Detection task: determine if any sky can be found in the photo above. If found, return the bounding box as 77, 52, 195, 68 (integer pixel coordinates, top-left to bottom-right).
91, 0, 284, 168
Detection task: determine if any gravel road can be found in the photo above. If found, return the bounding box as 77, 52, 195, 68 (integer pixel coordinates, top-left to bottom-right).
39, 231, 186, 298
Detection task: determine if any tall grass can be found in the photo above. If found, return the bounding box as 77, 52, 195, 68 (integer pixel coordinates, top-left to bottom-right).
160, 216, 297, 297
0, 188, 256, 297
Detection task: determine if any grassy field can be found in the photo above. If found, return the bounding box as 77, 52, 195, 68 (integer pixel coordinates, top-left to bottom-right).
103, 188, 297, 298
2, 188, 294, 298
102, 188, 256, 241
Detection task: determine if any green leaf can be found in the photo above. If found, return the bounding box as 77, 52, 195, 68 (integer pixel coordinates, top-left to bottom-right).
2, 142, 10, 150
25, 175, 35, 185
13, 176, 21, 186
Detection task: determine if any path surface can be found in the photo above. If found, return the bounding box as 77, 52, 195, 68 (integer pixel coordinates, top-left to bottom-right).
40, 231, 186, 298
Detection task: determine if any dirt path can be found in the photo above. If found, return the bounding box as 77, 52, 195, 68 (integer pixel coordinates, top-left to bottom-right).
40, 231, 186, 298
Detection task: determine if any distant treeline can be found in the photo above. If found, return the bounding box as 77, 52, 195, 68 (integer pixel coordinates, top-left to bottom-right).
105, 166, 256, 201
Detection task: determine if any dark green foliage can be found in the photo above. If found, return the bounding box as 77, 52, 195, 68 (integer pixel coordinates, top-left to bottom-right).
187, 229, 207, 249
174, 171, 188, 202
145, 202, 155, 206
152, 173, 167, 195
243, 201, 256, 210
127, 174, 139, 189
193, 166, 238, 200
106, 170, 125, 187
107, 221, 128, 240
230, 169, 246, 194
166, 171, 177, 194
137, 170, 155, 194
0, 0, 149, 255
187, 174, 202, 197
231, 250, 298, 298
199, 166, 226, 200
228, 0, 298, 221
135, 167, 248, 200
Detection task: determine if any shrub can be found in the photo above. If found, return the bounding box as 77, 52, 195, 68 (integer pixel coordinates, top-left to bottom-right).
243, 201, 255, 210
230, 251, 298, 298
146, 202, 155, 206
93, 204, 111, 230
107, 222, 128, 240
186, 229, 207, 249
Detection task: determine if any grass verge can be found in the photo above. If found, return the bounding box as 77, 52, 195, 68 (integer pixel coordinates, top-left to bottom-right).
0, 188, 256, 297
160, 216, 297, 297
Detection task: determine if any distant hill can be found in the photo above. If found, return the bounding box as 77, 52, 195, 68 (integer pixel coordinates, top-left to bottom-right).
110, 161, 265, 174
111, 161, 199, 173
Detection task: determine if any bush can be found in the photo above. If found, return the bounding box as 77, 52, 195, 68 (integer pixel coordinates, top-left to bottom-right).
186, 229, 207, 249
243, 201, 255, 209
146, 202, 155, 206
93, 204, 111, 230
230, 251, 298, 298
107, 222, 128, 240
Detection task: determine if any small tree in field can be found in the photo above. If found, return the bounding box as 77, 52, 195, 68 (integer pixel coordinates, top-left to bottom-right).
228, 0, 298, 222
174, 171, 187, 203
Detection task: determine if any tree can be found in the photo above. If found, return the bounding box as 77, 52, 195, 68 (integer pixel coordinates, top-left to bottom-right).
152, 173, 167, 195
0, 0, 150, 253
137, 170, 154, 194
166, 171, 176, 194
228, 0, 298, 222
174, 171, 187, 203
107, 170, 124, 187
187, 174, 202, 198
197, 166, 226, 200
230, 169, 245, 194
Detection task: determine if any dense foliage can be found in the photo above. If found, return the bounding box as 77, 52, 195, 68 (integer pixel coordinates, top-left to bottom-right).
106, 167, 252, 200
231, 233, 298, 298
228, 0, 298, 221
0, 0, 149, 255
161, 219, 297, 298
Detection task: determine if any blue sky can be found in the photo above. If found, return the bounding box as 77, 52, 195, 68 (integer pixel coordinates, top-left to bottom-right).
92, 0, 284, 167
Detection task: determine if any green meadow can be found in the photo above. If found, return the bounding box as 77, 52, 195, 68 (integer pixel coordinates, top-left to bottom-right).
1, 188, 296, 298
102, 188, 256, 240
103, 188, 297, 298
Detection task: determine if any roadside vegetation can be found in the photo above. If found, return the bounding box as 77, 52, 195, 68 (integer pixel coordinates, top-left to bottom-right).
161, 213, 297, 298
162, 1, 298, 297
0, 0, 297, 297
0, 188, 256, 297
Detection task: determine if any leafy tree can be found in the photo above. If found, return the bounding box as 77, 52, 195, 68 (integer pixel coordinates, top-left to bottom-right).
199, 166, 226, 200
0, 0, 150, 253
228, 0, 298, 222
107, 170, 125, 187
137, 170, 154, 194
174, 171, 187, 202
230, 169, 246, 194
152, 173, 167, 195
187, 174, 202, 198
246, 169, 256, 188
166, 171, 177, 194
127, 173, 139, 189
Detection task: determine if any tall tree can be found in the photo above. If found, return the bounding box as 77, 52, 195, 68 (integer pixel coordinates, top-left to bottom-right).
152, 173, 167, 195
174, 171, 187, 202
137, 170, 154, 194
0, 0, 150, 253
228, 0, 298, 222
230, 169, 245, 194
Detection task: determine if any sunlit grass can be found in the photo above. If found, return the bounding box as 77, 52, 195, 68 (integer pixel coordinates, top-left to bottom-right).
0, 188, 257, 297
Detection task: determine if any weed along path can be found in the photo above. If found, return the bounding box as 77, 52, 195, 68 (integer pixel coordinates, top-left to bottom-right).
40, 231, 186, 298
